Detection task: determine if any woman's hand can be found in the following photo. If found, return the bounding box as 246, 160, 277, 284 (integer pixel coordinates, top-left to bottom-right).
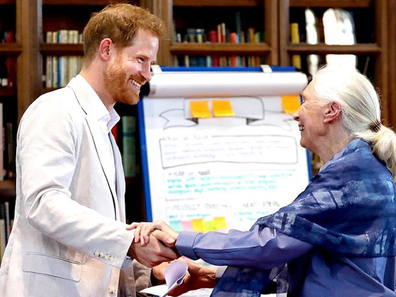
127, 219, 180, 247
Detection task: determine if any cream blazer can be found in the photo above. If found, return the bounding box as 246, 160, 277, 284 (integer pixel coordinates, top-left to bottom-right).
0, 76, 150, 296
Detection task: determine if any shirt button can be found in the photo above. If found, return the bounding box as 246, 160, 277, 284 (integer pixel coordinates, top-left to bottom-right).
100, 252, 105, 258
105, 254, 110, 260
108, 287, 116, 295
109, 255, 115, 262
94, 251, 100, 257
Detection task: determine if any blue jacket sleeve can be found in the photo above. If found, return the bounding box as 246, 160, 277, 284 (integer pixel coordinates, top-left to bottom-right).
176, 226, 313, 270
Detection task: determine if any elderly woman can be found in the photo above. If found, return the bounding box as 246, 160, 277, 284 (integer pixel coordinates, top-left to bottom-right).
133, 66, 396, 296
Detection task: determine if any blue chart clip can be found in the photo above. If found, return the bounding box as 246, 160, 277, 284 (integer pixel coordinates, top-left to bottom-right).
156, 65, 297, 73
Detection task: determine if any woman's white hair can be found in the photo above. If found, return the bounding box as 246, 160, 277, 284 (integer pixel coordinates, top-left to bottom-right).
311, 65, 396, 179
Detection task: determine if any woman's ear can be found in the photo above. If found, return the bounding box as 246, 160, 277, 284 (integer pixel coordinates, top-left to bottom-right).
324, 101, 342, 124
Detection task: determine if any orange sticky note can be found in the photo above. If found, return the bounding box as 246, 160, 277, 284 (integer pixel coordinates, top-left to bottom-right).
190, 101, 212, 118
212, 100, 235, 117
281, 95, 301, 114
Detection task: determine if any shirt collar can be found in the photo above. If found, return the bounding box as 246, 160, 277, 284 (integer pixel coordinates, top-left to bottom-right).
75, 75, 120, 132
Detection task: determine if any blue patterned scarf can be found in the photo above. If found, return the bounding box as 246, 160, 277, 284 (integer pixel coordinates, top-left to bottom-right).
211, 138, 396, 296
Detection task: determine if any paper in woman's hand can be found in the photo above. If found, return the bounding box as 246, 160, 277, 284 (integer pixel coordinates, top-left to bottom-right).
140, 261, 188, 297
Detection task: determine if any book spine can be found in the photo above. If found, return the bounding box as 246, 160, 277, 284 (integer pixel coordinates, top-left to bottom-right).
290, 23, 302, 70
4, 202, 9, 243
0, 103, 4, 181
0, 219, 5, 261
122, 116, 137, 178
230, 32, 239, 67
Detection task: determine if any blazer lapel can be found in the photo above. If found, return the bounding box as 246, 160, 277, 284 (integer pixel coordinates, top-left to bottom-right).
67, 78, 119, 219
110, 133, 125, 221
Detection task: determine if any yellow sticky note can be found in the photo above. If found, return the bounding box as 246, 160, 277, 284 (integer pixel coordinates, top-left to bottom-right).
191, 218, 204, 232
203, 220, 215, 232
190, 101, 212, 118
213, 217, 227, 231
212, 100, 235, 117
281, 95, 301, 114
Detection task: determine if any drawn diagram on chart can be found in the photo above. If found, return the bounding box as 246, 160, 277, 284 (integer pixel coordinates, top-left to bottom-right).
141, 71, 309, 232
143, 94, 310, 232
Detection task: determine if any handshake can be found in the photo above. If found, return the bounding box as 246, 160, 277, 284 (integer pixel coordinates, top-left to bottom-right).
126, 220, 217, 296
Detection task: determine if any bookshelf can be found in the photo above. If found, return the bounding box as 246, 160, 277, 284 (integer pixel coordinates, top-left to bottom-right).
279, 0, 392, 126
0, 0, 18, 200
144, 0, 279, 67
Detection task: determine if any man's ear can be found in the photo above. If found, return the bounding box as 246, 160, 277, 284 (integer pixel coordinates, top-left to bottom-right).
98, 38, 113, 61
324, 101, 342, 124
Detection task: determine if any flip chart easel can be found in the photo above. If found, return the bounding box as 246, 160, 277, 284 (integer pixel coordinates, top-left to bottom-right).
138, 66, 311, 233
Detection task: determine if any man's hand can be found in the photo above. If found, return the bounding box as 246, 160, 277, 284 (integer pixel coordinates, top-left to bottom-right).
128, 234, 178, 268
127, 219, 179, 247
152, 257, 217, 296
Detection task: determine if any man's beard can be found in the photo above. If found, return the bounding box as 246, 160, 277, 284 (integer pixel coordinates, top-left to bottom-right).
103, 58, 139, 105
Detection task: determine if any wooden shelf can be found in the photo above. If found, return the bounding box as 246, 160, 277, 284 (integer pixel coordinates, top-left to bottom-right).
0, 87, 17, 97
40, 43, 83, 55
287, 43, 381, 55
0, 180, 16, 203
290, 0, 371, 8
42, 0, 129, 5
173, 0, 261, 7
170, 42, 272, 55
0, 0, 15, 4
0, 43, 22, 56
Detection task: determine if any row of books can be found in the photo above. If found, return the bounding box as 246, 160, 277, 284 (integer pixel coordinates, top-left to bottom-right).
44, 30, 84, 88
0, 201, 11, 261
174, 10, 264, 45
0, 31, 16, 88
0, 99, 13, 260
0, 103, 16, 182
45, 29, 83, 45
175, 26, 264, 44
111, 115, 139, 178
290, 8, 357, 74
1, 31, 14, 44
175, 55, 265, 68
44, 55, 83, 89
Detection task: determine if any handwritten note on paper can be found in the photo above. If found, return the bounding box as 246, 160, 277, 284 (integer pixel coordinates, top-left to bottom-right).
140, 261, 188, 297
160, 135, 298, 169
